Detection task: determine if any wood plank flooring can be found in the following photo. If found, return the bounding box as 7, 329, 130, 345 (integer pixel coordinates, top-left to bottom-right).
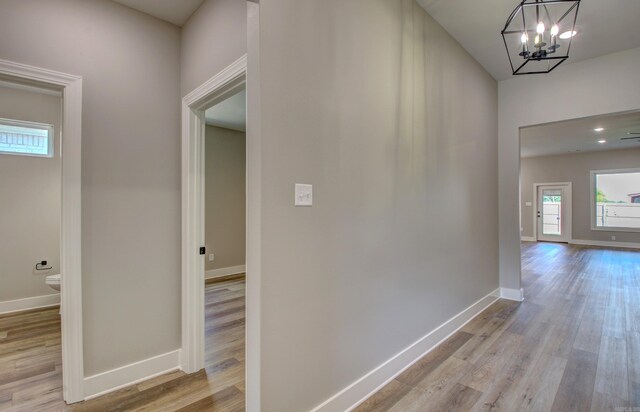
0, 276, 245, 411
3, 242, 639, 411
356, 242, 640, 412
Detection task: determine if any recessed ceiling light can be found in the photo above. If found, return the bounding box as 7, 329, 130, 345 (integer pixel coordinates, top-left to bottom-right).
598, 139, 607, 144
559, 30, 577, 40
594, 127, 604, 132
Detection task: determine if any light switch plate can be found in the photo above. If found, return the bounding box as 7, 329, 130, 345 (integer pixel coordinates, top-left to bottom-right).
295, 184, 313, 206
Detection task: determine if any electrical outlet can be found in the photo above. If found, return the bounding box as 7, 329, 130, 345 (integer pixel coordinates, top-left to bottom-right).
209, 253, 215, 262
611, 235, 616, 241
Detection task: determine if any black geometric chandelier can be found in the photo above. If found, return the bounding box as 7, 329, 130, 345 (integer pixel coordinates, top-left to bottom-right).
501, 0, 581, 75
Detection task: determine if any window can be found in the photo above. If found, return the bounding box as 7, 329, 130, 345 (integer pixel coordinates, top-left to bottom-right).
0, 118, 54, 157
591, 168, 640, 232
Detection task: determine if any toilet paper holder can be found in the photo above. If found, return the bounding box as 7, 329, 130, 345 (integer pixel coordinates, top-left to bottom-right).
35, 260, 53, 271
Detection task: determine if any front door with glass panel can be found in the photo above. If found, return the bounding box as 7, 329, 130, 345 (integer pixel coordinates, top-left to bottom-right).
537, 185, 570, 242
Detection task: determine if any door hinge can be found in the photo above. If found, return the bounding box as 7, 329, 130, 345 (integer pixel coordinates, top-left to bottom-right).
199, 247, 206, 255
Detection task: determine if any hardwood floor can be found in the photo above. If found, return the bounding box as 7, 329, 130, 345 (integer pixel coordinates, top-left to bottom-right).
0, 277, 245, 412
3, 243, 639, 411
0, 306, 63, 411
356, 242, 640, 412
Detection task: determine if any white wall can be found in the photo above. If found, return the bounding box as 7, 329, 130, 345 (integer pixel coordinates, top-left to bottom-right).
0, 84, 61, 303
0, 0, 181, 376
205, 125, 246, 272
521, 148, 640, 243
499, 46, 640, 291
257, 0, 498, 409
180, 0, 247, 97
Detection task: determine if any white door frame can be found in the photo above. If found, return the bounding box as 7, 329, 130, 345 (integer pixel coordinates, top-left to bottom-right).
0, 59, 84, 403
181, 54, 261, 408
533, 181, 572, 242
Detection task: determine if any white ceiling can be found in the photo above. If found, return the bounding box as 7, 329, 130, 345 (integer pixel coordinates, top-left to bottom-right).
205, 89, 246, 132
112, 0, 205, 26
521, 111, 640, 158
417, 0, 640, 80
114, 1, 640, 77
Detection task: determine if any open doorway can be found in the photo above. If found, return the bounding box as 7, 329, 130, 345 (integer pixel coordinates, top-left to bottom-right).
201, 86, 247, 403
0, 60, 83, 405
181, 54, 256, 410
520, 112, 640, 306
0, 76, 64, 411
519, 110, 640, 247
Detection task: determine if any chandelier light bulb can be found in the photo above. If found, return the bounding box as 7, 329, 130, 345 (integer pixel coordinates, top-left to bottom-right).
501, 0, 582, 75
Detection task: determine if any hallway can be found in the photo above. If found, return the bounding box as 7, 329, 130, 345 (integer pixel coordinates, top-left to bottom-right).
357, 242, 640, 411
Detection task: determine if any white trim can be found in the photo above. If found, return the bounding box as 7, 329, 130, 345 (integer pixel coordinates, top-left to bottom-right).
0, 294, 60, 315
590, 168, 640, 233
181, 55, 248, 377
500, 287, 525, 302
533, 182, 573, 243
0, 78, 62, 97
520, 236, 536, 242
590, 226, 640, 233
569, 239, 640, 250
83, 350, 180, 400
0, 59, 84, 403
205, 265, 246, 280
310, 289, 501, 412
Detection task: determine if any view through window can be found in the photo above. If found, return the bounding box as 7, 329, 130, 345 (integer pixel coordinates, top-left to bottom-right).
0, 118, 53, 157
593, 169, 640, 230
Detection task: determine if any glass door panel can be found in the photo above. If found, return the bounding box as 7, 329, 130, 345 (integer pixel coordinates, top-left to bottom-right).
536, 185, 570, 243
542, 189, 562, 236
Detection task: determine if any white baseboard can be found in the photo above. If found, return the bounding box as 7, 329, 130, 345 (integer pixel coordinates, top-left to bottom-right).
310, 288, 500, 412
205, 264, 246, 280
84, 349, 181, 400
500, 287, 525, 302
520, 236, 536, 242
569, 239, 640, 250
0, 293, 60, 315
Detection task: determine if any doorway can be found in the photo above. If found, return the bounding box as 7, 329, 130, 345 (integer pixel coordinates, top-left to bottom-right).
202, 85, 247, 402
0, 59, 83, 403
182, 8, 260, 409
535, 183, 572, 242
181, 51, 255, 371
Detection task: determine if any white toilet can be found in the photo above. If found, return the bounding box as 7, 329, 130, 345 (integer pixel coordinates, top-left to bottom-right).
45, 274, 61, 291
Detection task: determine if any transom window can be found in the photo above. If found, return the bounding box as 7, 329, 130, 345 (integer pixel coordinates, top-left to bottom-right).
0, 118, 54, 157
591, 168, 640, 232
